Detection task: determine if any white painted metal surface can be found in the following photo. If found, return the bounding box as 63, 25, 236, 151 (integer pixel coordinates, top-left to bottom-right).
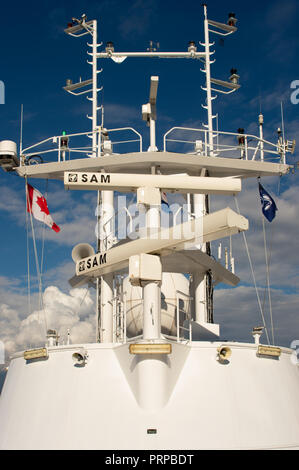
1, 342, 299, 450
64, 171, 242, 194
75, 208, 248, 278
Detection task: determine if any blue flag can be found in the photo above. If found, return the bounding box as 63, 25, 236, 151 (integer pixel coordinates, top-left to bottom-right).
258, 182, 277, 222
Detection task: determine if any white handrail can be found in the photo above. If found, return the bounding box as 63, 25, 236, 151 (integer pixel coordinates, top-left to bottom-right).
21, 127, 143, 165
163, 126, 284, 162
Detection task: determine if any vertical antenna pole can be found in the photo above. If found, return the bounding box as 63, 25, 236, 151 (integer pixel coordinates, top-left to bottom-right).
90, 20, 115, 343
280, 101, 286, 164
192, 4, 212, 328
92, 19, 98, 157
203, 4, 214, 156
20, 104, 24, 156
259, 113, 264, 161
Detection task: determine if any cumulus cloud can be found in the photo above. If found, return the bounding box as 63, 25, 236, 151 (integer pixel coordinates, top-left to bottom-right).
0, 282, 96, 362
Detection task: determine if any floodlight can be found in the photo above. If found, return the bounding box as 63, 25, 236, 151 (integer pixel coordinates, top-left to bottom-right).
228, 13, 237, 27
106, 41, 115, 53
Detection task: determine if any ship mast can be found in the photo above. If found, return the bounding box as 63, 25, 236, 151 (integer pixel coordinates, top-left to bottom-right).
64, 16, 114, 342
194, 4, 239, 328
64, 5, 240, 342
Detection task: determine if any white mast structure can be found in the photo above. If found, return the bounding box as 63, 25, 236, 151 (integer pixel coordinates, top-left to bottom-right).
94, 4, 240, 341
64, 16, 114, 343
193, 5, 239, 331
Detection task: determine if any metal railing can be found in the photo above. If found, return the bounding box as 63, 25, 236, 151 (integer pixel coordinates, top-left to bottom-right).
175, 290, 193, 343
20, 127, 143, 165
163, 127, 293, 164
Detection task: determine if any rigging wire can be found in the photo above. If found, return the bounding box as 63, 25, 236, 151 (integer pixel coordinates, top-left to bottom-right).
233, 195, 270, 344
39, 179, 48, 279
25, 180, 48, 337
261, 213, 274, 344
25, 180, 31, 319
259, 177, 281, 345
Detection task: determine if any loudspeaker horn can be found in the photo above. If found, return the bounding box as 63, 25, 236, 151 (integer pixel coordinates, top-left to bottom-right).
71, 243, 95, 263
217, 346, 232, 361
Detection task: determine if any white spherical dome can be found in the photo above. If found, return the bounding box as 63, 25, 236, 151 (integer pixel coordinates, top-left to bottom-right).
124, 273, 190, 337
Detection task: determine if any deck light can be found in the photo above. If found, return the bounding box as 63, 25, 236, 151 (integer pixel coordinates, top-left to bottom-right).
237, 128, 245, 146
228, 13, 237, 27
24, 348, 48, 361
60, 131, 69, 149
188, 41, 197, 52
129, 343, 172, 355
229, 68, 239, 85
106, 41, 115, 53
257, 345, 281, 358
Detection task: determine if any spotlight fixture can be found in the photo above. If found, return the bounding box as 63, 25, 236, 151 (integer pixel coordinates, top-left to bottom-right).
105, 41, 115, 53
188, 41, 197, 53
228, 13, 237, 27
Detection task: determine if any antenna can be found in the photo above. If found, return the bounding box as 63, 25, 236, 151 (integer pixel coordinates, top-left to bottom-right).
281, 101, 285, 143
142, 76, 159, 151
19, 104, 23, 155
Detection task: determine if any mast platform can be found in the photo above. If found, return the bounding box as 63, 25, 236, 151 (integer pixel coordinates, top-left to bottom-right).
16, 151, 291, 181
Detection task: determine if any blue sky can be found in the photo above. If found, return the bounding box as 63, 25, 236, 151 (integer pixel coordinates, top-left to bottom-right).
0, 0, 299, 373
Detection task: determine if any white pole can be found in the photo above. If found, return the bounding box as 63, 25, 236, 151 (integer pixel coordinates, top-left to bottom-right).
99, 191, 114, 343
259, 114, 264, 161
192, 4, 213, 325
92, 20, 98, 157
193, 193, 207, 324
149, 117, 157, 151
143, 168, 161, 340
92, 20, 114, 343
203, 4, 214, 156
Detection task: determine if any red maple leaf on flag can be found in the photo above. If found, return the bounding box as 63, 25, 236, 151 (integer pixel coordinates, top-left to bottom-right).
36, 196, 50, 215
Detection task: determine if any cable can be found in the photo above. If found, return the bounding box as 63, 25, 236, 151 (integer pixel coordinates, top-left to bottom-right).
261, 214, 274, 344
234, 195, 270, 344
25, 182, 48, 337
25, 178, 31, 319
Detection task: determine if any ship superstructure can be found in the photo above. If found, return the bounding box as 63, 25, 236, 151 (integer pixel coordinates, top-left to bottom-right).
0, 6, 298, 450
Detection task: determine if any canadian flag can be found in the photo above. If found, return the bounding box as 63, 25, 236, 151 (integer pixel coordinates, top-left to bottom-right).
26, 184, 60, 233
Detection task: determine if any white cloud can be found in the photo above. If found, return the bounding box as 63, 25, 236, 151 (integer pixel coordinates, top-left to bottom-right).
0, 281, 96, 361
